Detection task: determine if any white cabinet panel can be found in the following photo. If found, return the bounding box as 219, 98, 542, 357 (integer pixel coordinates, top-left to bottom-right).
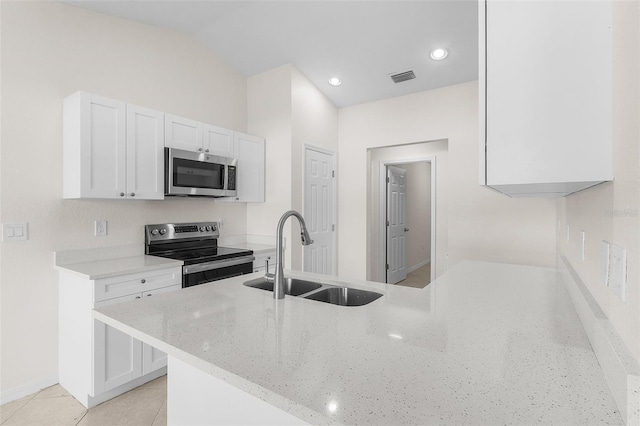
63, 92, 126, 199
63, 92, 164, 200
479, 1, 613, 197
126, 104, 164, 200
165, 114, 202, 152
203, 124, 234, 158
229, 132, 265, 203
93, 294, 142, 395
253, 251, 276, 274
141, 285, 180, 375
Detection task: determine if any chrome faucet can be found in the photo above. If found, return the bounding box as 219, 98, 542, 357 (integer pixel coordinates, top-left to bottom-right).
265, 210, 314, 299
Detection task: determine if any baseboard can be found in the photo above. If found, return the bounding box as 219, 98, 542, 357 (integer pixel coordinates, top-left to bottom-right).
559, 256, 640, 426
0, 375, 59, 405
407, 259, 430, 274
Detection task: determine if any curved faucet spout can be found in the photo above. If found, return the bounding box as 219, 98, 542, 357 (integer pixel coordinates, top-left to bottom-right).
265, 210, 314, 299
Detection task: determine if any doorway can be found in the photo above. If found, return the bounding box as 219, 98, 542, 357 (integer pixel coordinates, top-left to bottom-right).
303, 145, 337, 275
380, 158, 435, 285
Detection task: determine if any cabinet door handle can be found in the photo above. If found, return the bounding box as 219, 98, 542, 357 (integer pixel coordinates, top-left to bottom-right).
120, 192, 125, 197
130, 192, 135, 197
135, 295, 141, 299
205, 149, 209, 153
140, 279, 146, 284
146, 293, 152, 297
198, 148, 203, 152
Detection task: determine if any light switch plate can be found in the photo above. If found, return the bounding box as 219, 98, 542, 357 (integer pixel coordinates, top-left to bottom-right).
580, 231, 586, 260
2, 223, 28, 242
609, 244, 627, 301
601, 241, 610, 287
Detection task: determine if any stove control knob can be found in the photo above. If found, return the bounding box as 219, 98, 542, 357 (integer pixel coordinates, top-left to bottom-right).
199, 226, 205, 232
205, 226, 211, 232
212, 224, 217, 231
151, 229, 159, 236
159, 228, 167, 235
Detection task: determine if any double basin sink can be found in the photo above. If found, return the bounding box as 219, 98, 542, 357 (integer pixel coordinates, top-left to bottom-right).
243, 277, 383, 307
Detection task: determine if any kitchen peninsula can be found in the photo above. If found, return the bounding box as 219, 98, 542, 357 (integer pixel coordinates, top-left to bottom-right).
93, 261, 622, 425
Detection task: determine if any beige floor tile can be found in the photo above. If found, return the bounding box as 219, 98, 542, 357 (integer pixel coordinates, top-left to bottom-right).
2, 395, 86, 426
136, 375, 166, 391
77, 388, 165, 426
150, 401, 166, 426
0, 394, 37, 424
397, 263, 431, 288
34, 385, 71, 400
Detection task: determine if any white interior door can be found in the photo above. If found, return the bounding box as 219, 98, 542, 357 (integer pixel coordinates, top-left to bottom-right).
303, 147, 335, 275
386, 166, 407, 284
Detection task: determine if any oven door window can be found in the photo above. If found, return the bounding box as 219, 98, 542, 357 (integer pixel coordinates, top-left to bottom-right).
173, 158, 225, 190
183, 262, 253, 288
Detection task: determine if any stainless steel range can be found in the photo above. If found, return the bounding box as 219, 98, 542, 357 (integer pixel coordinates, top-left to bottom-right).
145, 222, 254, 288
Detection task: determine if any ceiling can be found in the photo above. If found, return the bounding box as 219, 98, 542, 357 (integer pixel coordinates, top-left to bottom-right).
64, 1, 478, 108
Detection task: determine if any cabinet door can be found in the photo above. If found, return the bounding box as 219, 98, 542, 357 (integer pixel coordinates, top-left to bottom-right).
203, 124, 234, 158
165, 114, 202, 151
126, 104, 164, 200
93, 294, 142, 395
232, 132, 265, 202
482, 1, 612, 193
65, 92, 127, 199
141, 285, 180, 375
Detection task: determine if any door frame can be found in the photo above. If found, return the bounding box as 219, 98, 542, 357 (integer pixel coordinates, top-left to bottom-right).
302, 144, 337, 275
379, 157, 436, 283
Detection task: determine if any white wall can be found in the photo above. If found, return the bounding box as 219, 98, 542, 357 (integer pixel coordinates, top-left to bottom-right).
403, 162, 431, 270
338, 81, 557, 282
0, 1, 248, 395
246, 65, 338, 269
557, 0, 640, 362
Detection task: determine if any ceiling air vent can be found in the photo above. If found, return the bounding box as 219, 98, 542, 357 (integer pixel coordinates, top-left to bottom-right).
390, 70, 416, 84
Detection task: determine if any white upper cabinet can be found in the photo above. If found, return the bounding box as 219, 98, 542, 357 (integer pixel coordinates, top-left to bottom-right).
479, 1, 613, 197
63, 92, 164, 200
203, 124, 234, 158
229, 132, 265, 202
164, 114, 203, 152
166, 116, 234, 158
126, 105, 164, 200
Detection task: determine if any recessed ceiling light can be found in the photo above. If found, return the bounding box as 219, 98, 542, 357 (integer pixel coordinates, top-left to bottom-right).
430, 48, 448, 61
328, 77, 342, 86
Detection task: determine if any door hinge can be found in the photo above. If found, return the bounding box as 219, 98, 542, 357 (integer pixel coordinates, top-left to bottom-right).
332, 224, 335, 231
386, 177, 390, 183
386, 264, 389, 270
386, 220, 390, 226
332, 170, 335, 178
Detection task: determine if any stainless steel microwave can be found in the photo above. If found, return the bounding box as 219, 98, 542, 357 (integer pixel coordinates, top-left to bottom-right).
165, 147, 237, 198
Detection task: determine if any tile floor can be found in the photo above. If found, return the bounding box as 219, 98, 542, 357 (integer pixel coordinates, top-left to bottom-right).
396, 263, 431, 288
0, 376, 167, 426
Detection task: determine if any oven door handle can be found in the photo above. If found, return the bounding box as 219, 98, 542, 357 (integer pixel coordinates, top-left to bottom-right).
183, 255, 255, 275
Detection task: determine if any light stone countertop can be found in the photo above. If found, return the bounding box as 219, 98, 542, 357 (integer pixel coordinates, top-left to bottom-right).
221, 241, 275, 254
93, 261, 623, 425
54, 255, 184, 280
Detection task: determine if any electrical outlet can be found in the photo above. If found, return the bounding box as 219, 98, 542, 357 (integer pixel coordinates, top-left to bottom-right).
601, 241, 610, 287
580, 231, 586, 260
609, 244, 627, 301
218, 217, 225, 228
2, 223, 28, 242
95, 220, 107, 236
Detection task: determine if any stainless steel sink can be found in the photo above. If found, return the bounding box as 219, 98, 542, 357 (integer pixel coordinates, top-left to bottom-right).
303, 287, 383, 306
243, 277, 322, 296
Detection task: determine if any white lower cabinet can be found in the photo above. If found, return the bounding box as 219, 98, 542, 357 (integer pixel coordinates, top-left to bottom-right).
58, 266, 181, 408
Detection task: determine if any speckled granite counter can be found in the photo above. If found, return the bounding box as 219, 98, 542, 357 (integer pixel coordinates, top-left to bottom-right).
93, 261, 622, 425
55, 252, 183, 280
